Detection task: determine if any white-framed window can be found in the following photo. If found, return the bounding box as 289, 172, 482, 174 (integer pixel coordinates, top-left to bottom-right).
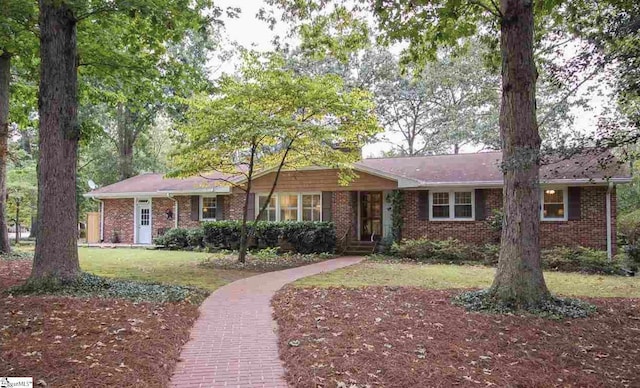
258, 194, 277, 221
302, 194, 322, 221
429, 190, 474, 221
541, 187, 567, 221
200, 196, 217, 221
256, 193, 322, 222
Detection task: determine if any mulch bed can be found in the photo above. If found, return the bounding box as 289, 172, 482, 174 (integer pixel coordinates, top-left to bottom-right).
1, 260, 199, 387
273, 286, 640, 387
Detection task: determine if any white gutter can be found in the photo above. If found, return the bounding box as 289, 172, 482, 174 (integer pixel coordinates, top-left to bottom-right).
606, 182, 613, 261
166, 193, 179, 228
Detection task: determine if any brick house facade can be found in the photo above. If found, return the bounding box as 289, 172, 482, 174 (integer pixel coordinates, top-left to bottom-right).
86, 151, 629, 257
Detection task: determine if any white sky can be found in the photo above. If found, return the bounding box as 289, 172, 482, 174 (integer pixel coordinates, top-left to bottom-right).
214, 0, 611, 158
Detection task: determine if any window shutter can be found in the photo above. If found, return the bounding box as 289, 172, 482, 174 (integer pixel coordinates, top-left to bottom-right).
568, 187, 581, 221
190, 196, 200, 221
216, 196, 225, 220
475, 189, 486, 221
321, 191, 333, 222
247, 193, 256, 220
418, 191, 429, 221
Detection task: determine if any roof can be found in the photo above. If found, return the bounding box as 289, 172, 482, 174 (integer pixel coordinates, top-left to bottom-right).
85, 149, 631, 198
357, 149, 631, 186
85, 172, 233, 198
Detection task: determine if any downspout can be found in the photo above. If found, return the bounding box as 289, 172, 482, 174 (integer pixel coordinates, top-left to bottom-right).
91, 197, 104, 242
606, 182, 613, 261
167, 193, 178, 228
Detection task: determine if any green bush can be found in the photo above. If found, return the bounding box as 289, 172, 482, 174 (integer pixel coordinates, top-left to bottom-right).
154, 228, 190, 249
541, 246, 619, 275
187, 228, 205, 248
619, 209, 640, 245
623, 243, 640, 272
388, 238, 620, 275
201, 221, 335, 254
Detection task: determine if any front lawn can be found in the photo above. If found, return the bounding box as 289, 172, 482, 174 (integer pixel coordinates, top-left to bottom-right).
77, 247, 257, 291
294, 262, 640, 298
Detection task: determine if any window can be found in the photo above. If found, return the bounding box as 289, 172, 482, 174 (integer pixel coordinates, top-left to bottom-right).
431, 192, 450, 218
258, 194, 277, 221
200, 196, 217, 220
256, 193, 322, 222
541, 188, 567, 220
430, 191, 474, 220
279, 194, 299, 221
302, 194, 321, 221
140, 208, 150, 226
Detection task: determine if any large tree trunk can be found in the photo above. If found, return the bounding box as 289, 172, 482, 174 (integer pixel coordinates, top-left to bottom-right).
31, 0, 80, 281
116, 103, 136, 180
0, 53, 12, 253
488, 0, 549, 305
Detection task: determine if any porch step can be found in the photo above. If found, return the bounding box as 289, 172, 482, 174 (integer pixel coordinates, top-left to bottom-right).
343, 241, 376, 256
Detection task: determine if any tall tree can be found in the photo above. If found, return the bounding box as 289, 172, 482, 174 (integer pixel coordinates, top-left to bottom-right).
170, 53, 380, 263
29, 0, 225, 282
268, 0, 570, 307
32, 0, 80, 280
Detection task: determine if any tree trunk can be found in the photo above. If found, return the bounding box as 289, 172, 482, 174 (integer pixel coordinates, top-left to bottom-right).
0, 52, 12, 253
116, 103, 135, 180
488, 0, 549, 305
31, 0, 80, 281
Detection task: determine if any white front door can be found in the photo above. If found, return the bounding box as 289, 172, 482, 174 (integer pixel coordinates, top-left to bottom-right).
136, 202, 152, 244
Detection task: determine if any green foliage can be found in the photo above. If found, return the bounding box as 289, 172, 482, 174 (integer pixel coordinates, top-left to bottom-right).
618, 209, 640, 245
195, 221, 337, 254
485, 209, 504, 233
623, 244, 640, 272
453, 290, 596, 319
386, 190, 404, 242
388, 239, 621, 275
169, 52, 380, 183
200, 250, 334, 272
390, 238, 497, 265
154, 228, 191, 249
9, 272, 209, 304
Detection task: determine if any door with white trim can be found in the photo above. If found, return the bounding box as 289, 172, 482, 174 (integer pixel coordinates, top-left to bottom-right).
136, 200, 152, 244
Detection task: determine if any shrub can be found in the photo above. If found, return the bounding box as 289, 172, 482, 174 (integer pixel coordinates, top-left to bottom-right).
618, 209, 640, 245
541, 246, 620, 275
154, 228, 190, 249
623, 243, 640, 272
200, 221, 336, 254
187, 228, 205, 249
388, 238, 619, 275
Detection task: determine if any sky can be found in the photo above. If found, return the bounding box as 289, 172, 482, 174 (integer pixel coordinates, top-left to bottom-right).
214, 0, 611, 158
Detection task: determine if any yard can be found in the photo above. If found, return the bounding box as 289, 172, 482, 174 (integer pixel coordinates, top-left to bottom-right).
274, 261, 640, 387
0, 247, 260, 387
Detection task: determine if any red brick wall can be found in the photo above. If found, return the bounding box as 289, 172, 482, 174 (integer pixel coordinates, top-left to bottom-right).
402, 186, 615, 251
402, 190, 501, 245
333, 191, 357, 240
103, 199, 134, 243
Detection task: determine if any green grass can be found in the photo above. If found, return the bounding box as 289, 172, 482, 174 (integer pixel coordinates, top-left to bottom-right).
294, 262, 640, 298
77, 248, 257, 291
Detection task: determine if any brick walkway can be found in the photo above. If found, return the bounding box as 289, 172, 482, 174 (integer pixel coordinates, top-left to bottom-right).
170, 256, 364, 388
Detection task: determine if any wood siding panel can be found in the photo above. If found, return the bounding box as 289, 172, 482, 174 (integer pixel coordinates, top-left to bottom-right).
249, 169, 397, 193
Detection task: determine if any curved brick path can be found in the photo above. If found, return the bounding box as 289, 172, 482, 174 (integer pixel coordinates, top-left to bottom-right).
170, 256, 364, 388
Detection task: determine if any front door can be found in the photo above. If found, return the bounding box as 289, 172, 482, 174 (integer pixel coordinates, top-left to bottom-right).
360, 191, 382, 241
136, 201, 152, 244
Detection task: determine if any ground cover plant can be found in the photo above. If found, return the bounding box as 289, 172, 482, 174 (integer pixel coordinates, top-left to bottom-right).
273, 286, 640, 387
200, 248, 335, 272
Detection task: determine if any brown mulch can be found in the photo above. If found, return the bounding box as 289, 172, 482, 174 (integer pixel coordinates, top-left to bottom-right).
273, 287, 640, 388
0, 260, 199, 387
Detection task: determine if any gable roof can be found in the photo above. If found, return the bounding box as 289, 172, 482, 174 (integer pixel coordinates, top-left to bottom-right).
85, 149, 631, 198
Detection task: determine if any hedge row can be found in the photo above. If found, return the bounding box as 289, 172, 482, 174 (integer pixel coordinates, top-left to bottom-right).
386, 238, 628, 275
154, 221, 336, 254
